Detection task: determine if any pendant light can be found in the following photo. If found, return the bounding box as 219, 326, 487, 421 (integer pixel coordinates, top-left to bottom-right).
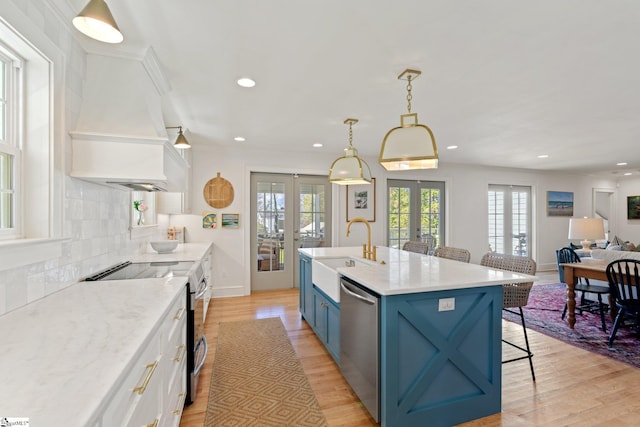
379, 69, 438, 171
166, 126, 191, 149
73, 0, 123, 44
328, 119, 372, 185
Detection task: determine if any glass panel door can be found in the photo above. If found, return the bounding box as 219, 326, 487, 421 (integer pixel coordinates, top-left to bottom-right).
388, 179, 445, 250
251, 173, 331, 291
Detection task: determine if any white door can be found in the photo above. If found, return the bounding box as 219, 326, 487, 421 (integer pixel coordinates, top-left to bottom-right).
251, 173, 331, 291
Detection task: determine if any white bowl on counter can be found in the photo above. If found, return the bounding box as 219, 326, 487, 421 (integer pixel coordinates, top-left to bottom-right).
150, 241, 179, 253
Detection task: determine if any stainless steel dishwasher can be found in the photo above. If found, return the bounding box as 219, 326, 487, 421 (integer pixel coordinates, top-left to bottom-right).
340, 276, 380, 422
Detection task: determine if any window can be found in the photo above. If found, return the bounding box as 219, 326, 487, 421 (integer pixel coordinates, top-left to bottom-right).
488, 184, 531, 256
388, 179, 445, 249
0, 43, 22, 239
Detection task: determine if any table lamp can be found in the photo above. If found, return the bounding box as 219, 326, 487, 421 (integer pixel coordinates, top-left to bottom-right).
568, 217, 605, 251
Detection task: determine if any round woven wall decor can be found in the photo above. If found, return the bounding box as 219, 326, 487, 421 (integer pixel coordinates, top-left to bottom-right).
203, 172, 234, 208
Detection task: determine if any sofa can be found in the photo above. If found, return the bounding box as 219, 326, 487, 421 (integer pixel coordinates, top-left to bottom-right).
589, 248, 640, 263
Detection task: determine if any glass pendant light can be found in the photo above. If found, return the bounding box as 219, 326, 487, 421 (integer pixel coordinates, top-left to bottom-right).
379, 69, 438, 171
328, 119, 372, 185
73, 0, 123, 44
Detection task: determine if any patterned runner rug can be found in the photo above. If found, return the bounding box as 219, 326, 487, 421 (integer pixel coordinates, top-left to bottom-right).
503, 283, 640, 368
204, 317, 328, 426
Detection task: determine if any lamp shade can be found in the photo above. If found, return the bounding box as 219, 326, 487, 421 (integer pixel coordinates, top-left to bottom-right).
328, 147, 372, 185
173, 128, 191, 149
72, 0, 123, 44
379, 113, 438, 171
568, 217, 605, 248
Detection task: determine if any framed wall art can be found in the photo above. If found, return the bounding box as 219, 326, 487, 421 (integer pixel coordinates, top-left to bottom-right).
202, 212, 217, 229
547, 191, 574, 217
627, 196, 640, 220
346, 178, 376, 222
222, 213, 240, 228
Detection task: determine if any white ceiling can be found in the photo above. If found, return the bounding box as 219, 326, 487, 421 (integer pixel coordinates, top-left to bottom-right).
66, 0, 640, 177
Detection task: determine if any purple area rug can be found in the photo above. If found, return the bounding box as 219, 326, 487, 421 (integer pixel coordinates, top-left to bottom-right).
502, 283, 640, 368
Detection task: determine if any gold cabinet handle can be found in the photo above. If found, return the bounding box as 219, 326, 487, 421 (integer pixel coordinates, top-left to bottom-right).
146, 420, 159, 427
173, 344, 186, 363
133, 360, 158, 395
174, 307, 185, 320
173, 392, 186, 415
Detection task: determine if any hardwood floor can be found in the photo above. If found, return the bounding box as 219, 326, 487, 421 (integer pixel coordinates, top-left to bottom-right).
180, 286, 640, 427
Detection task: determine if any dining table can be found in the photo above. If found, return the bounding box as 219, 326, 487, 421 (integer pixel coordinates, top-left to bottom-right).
561, 258, 613, 329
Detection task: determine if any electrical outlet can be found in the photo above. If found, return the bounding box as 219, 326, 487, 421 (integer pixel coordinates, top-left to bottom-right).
438, 297, 455, 312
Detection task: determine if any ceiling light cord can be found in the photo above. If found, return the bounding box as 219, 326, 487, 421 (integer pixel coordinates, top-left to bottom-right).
406, 75, 413, 114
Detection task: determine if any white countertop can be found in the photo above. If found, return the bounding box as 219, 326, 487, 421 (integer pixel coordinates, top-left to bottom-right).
133, 242, 212, 263
0, 275, 187, 425
300, 246, 537, 295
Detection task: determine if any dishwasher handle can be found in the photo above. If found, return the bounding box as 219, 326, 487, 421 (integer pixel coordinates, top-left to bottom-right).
340, 282, 376, 305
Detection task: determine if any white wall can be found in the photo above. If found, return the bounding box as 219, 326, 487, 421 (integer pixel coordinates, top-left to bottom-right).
171, 142, 618, 297
0, 1, 163, 315
611, 177, 640, 243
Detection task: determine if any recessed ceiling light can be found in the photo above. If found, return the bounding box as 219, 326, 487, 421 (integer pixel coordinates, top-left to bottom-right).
237, 78, 256, 88
313, 143, 323, 148
617, 162, 628, 166
234, 136, 245, 142
537, 154, 549, 158
624, 172, 633, 176
446, 145, 458, 150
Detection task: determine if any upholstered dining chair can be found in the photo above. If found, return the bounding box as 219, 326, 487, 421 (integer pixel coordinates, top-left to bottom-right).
605, 259, 640, 347
433, 246, 471, 263
480, 252, 537, 381
402, 240, 430, 255
556, 247, 609, 332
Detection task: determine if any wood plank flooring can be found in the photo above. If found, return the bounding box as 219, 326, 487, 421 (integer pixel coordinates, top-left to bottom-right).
180, 287, 640, 427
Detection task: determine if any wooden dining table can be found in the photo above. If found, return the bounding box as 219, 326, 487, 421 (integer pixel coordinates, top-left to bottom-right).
561, 259, 613, 329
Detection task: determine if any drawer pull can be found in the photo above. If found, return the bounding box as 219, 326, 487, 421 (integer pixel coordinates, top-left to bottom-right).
174, 307, 185, 320
146, 419, 159, 427
133, 360, 158, 395
173, 392, 186, 415
173, 344, 186, 362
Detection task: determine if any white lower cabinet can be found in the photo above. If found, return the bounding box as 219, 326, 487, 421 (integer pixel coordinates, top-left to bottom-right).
202, 246, 213, 323
99, 286, 187, 427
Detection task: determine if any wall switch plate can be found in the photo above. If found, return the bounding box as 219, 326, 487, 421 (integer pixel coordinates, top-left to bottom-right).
438, 297, 455, 312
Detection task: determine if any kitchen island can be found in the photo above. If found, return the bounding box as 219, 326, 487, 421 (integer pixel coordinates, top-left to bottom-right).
299, 246, 536, 427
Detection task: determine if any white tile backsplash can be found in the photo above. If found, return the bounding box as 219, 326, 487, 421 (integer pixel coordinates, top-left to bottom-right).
0, 0, 168, 316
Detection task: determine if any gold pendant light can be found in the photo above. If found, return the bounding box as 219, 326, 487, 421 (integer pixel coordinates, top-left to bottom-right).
328, 119, 372, 185
166, 126, 191, 149
379, 69, 438, 171
73, 0, 123, 44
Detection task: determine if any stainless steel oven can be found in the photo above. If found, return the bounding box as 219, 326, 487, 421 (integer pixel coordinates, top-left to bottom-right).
84, 260, 209, 405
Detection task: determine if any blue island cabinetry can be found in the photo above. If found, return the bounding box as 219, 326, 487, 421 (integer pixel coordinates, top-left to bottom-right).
298, 250, 508, 427
299, 254, 340, 362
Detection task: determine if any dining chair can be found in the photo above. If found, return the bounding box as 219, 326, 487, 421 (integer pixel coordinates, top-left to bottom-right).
481, 252, 537, 381
402, 241, 430, 255
421, 234, 437, 254
556, 247, 609, 332
605, 259, 640, 347
433, 246, 471, 263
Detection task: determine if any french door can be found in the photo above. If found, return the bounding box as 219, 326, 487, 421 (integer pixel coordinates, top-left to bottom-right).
488, 184, 531, 256
387, 179, 445, 249
250, 173, 331, 291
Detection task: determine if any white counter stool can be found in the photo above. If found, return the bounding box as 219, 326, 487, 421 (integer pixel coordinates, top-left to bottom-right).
481, 252, 537, 381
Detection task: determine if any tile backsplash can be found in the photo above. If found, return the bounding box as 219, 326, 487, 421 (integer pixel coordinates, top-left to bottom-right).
0, 177, 163, 315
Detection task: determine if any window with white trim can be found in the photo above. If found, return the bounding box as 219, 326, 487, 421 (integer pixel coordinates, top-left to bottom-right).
0, 43, 22, 239
488, 184, 531, 256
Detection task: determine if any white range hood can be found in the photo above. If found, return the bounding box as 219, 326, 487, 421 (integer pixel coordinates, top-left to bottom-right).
70, 52, 187, 192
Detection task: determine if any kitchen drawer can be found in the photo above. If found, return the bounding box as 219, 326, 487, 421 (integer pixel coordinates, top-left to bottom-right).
163, 317, 186, 386
162, 357, 187, 427
101, 334, 162, 427
162, 285, 187, 345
